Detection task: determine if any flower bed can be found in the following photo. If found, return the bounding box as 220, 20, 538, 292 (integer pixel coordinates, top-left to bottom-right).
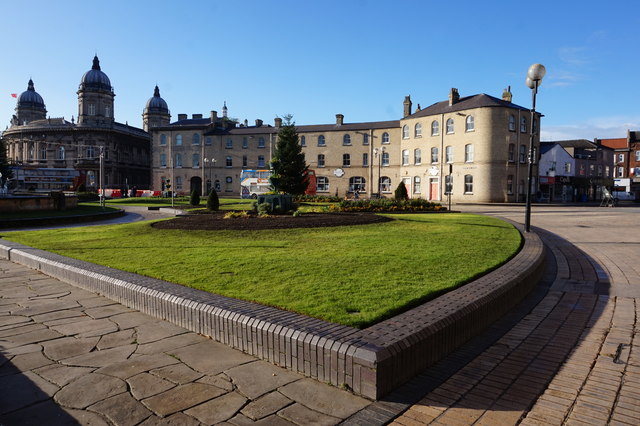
337, 198, 446, 212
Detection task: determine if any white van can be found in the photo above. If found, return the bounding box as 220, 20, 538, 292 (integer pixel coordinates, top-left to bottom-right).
612, 191, 636, 202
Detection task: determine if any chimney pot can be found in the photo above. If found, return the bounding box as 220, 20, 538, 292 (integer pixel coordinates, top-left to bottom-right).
336, 114, 344, 125
210, 111, 217, 122
502, 86, 513, 103
403, 96, 412, 118
255, 119, 263, 127
192, 114, 203, 119
274, 117, 282, 127
178, 113, 187, 121
448, 88, 460, 106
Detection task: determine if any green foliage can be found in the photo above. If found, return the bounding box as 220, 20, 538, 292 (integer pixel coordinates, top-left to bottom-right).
206, 190, 219, 211
394, 182, 408, 200
223, 211, 249, 219
257, 202, 272, 216
269, 115, 309, 195
294, 194, 342, 203
338, 198, 445, 212
5, 213, 520, 328
0, 137, 12, 185
190, 190, 201, 206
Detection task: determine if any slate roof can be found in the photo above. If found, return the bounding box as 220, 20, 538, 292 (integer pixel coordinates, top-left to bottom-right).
407, 94, 529, 119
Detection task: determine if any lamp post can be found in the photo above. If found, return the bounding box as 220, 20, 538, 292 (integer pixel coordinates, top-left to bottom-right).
373, 146, 385, 198
204, 158, 215, 195
524, 63, 546, 232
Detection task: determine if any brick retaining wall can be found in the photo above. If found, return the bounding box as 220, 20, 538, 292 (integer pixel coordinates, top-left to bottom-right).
0, 231, 544, 399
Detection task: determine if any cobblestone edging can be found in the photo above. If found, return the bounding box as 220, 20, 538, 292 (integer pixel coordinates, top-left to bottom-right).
0, 231, 544, 400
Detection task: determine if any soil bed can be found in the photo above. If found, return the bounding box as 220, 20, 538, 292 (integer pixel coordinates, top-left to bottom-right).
151, 212, 393, 231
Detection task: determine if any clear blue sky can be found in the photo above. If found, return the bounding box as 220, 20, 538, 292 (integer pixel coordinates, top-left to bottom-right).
2, 0, 638, 141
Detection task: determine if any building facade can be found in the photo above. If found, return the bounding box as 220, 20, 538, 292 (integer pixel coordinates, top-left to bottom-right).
598, 131, 640, 196
149, 87, 542, 203
1, 56, 151, 192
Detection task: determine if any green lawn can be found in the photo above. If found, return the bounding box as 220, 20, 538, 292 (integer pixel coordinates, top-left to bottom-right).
89, 197, 254, 211
1, 213, 521, 328
0, 204, 120, 220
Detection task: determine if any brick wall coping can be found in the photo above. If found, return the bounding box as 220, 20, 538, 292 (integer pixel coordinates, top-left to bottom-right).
0, 231, 544, 400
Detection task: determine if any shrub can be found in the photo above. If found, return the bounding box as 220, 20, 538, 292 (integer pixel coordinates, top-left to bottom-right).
190, 190, 200, 206
293, 194, 342, 203
206, 190, 219, 211
224, 211, 249, 219
257, 202, 272, 217
337, 198, 444, 213
394, 182, 408, 200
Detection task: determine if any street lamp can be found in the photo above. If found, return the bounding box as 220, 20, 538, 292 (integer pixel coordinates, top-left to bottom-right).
524, 63, 546, 232
204, 158, 215, 195
374, 146, 386, 198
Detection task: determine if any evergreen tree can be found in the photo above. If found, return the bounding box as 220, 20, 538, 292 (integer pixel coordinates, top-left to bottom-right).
207, 188, 219, 211
394, 182, 408, 200
269, 115, 309, 195
0, 137, 13, 187
190, 189, 200, 206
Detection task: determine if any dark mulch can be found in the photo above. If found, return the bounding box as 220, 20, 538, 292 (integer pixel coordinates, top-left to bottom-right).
151, 212, 393, 231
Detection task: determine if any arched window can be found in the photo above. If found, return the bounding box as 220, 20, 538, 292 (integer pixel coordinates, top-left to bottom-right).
446, 118, 454, 134
318, 135, 326, 146
380, 176, 391, 192
431, 120, 439, 136
349, 176, 366, 192
343, 134, 351, 145
57, 146, 65, 160
192, 134, 200, 145
382, 132, 390, 144
431, 147, 439, 163
175, 134, 183, 146
415, 123, 422, 137
40, 145, 47, 160
465, 115, 474, 132
414, 148, 422, 164
402, 125, 409, 139
300, 135, 306, 146
508, 115, 516, 131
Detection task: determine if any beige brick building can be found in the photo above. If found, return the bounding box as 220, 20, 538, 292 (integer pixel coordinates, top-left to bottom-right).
149, 87, 540, 202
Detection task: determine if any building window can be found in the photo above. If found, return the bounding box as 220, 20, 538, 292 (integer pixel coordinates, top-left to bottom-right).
363, 153, 369, 167
343, 134, 351, 145
519, 145, 526, 163
192, 153, 200, 168
40, 145, 47, 160
382, 152, 390, 166
258, 155, 265, 168
413, 176, 421, 194
382, 132, 390, 144
176, 134, 183, 146
565, 163, 571, 174
618, 154, 625, 162
402, 149, 409, 165
617, 166, 624, 177
465, 144, 474, 162
226, 156, 232, 167
508, 144, 515, 162
414, 148, 422, 165
445, 175, 453, 194
363, 134, 369, 145
226, 138, 233, 149
508, 115, 516, 131
58, 146, 66, 160
258, 137, 265, 148
431, 147, 439, 163
242, 155, 248, 167
533, 119, 538, 134
193, 134, 200, 145
415, 123, 422, 138
205, 137, 212, 146
520, 117, 527, 133
446, 118, 454, 134
318, 154, 325, 167
318, 135, 326, 146
464, 175, 473, 193
402, 125, 409, 139
160, 134, 167, 145
88, 104, 95, 115
87, 146, 96, 159
465, 115, 474, 132
343, 153, 351, 167
176, 176, 182, 190
175, 154, 182, 168
317, 176, 329, 192
635, 150, 640, 161
160, 153, 166, 167
242, 137, 248, 149
105, 106, 111, 118
431, 120, 439, 136
300, 135, 306, 147
380, 176, 391, 192
507, 175, 514, 194
349, 176, 366, 192
445, 146, 453, 163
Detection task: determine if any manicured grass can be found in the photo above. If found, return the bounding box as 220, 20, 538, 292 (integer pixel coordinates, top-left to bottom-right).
90, 197, 253, 210
0, 204, 120, 220
2, 213, 521, 328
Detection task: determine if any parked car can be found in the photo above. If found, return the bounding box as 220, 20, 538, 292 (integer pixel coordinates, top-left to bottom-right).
612, 191, 636, 202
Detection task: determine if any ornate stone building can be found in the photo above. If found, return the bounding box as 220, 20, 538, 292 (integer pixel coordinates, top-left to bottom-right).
1, 56, 152, 192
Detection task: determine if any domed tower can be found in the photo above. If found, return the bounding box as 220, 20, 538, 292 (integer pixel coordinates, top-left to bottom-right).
14, 79, 47, 125
77, 55, 114, 126
142, 85, 170, 132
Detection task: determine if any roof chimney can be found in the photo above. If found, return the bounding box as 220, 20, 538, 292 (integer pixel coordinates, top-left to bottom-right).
178, 113, 187, 121
255, 119, 263, 127
403, 96, 412, 118
448, 88, 460, 106
210, 110, 217, 122
274, 117, 282, 128
502, 86, 513, 103
192, 114, 203, 119
336, 114, 344, 125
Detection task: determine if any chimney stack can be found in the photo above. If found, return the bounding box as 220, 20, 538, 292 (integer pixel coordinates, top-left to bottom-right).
403, 96, 412, 118
502, 86, 513, 103
448, 88, 460, 106
255, 119, 263, 127
192, 114, 203, 119
274, 117, 282, 128
210, 110, 218, 122
178, 113, 187, 121
336, 114, 344, 125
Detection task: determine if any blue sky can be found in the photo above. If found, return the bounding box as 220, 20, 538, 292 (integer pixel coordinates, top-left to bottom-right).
2, 0, 638, 141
